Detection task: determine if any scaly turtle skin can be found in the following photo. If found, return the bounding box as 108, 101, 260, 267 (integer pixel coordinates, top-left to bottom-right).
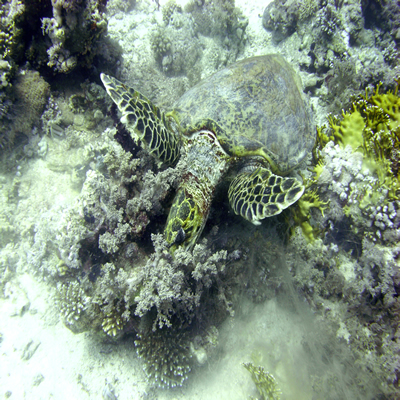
101, 54, 315, 251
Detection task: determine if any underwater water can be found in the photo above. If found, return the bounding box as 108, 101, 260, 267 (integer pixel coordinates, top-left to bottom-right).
0, 0, 399, 399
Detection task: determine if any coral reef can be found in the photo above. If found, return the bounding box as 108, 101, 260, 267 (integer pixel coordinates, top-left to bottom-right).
134, 233, 230, 329
151, 20, 200, 78
263, 0, 399, 114
0, 0, 25, 63
0, 68, 50, 152
0, 0, 120, 152
0, 0, 116, 76
41, 0, 108, 74
187, 0, 248, 61
285, 82, 400, 396
105, 0, 136, 16
263, 0, 318, 42
150, 0, 248, 79
0, 0, 398, 397
318, 81, 400, 204
37, 111, 243, 386
56, 281, 88, 332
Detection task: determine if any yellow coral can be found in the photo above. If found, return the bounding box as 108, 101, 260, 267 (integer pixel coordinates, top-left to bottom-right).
292, 190, 329, 242
101, 300, 127, 337
313, 125, 331, 162
322, 80, 400, 200
313, 159, 325, 181
329, 109, 365, 151
102, 312, 124, 337
297, 190, 329, 218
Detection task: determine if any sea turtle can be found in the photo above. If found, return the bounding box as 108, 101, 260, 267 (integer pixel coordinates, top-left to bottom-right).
100, 54, 315, 251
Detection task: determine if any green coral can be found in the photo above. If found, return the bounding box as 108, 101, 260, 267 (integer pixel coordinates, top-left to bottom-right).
320, 80, 400, 200
292, 190, 329, 242
243, 362, 281, 400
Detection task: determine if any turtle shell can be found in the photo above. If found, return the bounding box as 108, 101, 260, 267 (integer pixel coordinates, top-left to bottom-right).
172, 54, 315, 175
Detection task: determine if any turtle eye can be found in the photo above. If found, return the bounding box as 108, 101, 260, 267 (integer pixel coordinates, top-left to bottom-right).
174, 227, 186, 246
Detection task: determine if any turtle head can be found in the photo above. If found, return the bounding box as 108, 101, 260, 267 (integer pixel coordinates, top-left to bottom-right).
164, 188, 205, 252
163, 130, 230, 252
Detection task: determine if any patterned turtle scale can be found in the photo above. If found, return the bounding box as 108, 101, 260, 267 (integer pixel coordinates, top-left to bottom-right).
173, 54, 315, 175
101, 54, 315, 250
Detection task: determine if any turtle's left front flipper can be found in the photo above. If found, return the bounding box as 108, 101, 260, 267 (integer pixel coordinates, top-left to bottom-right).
100, 73, 181, 165
228, 167, 304, 225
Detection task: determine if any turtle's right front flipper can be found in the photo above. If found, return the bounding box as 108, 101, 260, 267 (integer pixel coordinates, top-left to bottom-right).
228, 167, 304, 225
100, 73, 181, 165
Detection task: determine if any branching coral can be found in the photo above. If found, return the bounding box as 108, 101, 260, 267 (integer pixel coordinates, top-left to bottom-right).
133, 233, 228, 330
316, 0, 341, 38
41, 0, 108, 73
56, 281, 88, 332
293, 189, 329, 242
101, 298, 127, 337
135, 327, 192, 388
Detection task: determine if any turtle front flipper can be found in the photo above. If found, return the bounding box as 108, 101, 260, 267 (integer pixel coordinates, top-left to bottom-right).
100, 73, 180, 165
228, 167, 304, 225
